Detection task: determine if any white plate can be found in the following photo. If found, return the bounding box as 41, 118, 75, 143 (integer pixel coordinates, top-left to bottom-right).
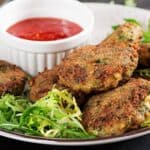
0, 2, 150, 146
89, 3, 150, 44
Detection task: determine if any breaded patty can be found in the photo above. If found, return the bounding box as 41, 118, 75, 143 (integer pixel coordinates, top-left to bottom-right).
57, 23, 143, 93
82, 78, 150, 137
98, 22, 143, 50
58, 46, 138, 93
29, 67, 86, 105
29, 67, 58, 102
139, 43, 150, 67
0, 60, 27, 95
29, 22, 143, 104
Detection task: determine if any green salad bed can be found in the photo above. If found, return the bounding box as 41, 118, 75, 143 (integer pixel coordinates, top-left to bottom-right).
0, 88, 94, 139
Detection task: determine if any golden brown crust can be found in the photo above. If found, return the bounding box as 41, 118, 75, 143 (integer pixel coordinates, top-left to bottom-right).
28, 66, 86, 105
57, 23, 142, 94
0, 60, 27, 95
29, 23, 143, 105
98, 22, 143, 51
82, 78, 150, 137
139, 43, 150, 67
58, 46, 138, 93
28, 67, 59, 102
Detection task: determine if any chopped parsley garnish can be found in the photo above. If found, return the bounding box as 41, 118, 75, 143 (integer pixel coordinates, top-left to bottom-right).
112, 18, 140, 31
124, 18, 141, 26
112, 25, 120, 30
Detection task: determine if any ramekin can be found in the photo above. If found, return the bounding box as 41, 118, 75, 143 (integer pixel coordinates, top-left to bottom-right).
0, 0, 94, 75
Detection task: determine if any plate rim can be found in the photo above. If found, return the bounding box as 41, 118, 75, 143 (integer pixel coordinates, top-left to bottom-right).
0, 127, 150, 146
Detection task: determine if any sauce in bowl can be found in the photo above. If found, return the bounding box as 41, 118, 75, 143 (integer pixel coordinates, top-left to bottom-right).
7, 17, 83, 41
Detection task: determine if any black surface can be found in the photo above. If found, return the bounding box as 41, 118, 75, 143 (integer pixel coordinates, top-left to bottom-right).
80, 0, 150, 9
0, 0, 150, 149
0, 134, 150, 149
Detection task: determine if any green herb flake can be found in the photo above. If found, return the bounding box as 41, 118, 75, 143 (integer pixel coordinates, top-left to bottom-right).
112, 25, 120, 30
112, 18, 140, 31
119, 34, 128, 40
124, 18, 141, 26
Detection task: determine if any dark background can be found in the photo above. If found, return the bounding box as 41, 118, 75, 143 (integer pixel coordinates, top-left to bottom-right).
80, 0, 150, 9
0, 0, 150, 149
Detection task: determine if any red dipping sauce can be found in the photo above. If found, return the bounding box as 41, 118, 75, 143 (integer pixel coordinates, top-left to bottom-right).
7, 17, 83, 41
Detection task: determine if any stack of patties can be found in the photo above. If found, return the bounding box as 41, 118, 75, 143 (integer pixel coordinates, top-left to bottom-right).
28, 22, 150, 137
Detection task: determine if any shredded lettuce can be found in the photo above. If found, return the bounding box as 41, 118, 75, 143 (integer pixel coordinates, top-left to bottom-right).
0, 89, 94, 139
0, 95, 30, 131
142, 20, 150, 43
134, 69, 150, 78
141, 117, 150, 127
112, 18, 141, 30
124, 18, 141, 26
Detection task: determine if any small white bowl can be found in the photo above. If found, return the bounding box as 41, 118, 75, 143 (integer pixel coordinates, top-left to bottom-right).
0, 0, 94, 76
